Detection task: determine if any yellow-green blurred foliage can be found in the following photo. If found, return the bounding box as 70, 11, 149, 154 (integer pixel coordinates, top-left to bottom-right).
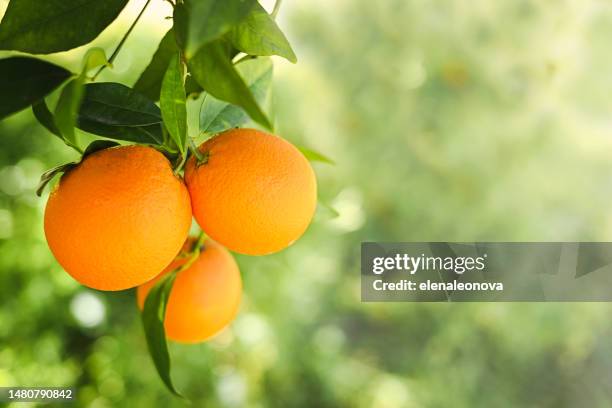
1, 0, 612, 406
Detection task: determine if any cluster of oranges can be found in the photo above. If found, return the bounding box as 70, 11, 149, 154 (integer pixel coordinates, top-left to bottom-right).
44, 128, 317, 343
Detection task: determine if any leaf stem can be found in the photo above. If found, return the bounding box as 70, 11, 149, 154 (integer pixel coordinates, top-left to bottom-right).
173, 230, 206, 273
272, 0, 283, 19
172, 249, 198, 275
173, 152, 188, 175
93, 0, 153, 80
188, 137, 207, 163
193, 230, 207, 249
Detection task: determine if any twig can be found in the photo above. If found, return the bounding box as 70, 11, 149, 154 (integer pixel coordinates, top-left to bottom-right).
93, 0, 153, 80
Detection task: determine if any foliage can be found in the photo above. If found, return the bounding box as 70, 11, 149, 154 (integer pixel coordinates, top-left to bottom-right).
0, 0, 129, 53
0, 0, 301, 398
3, 0, 612, 407
200, 57, 273, 134
0, 57, 71, 120
0, 0, 296, 159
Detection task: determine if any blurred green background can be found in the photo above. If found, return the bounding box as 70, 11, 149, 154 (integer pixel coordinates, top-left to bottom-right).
2, 0, 612, 406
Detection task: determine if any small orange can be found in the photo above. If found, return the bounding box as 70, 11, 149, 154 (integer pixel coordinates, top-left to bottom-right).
44, 145, 192, 291
137, 238, 242, 343
184, 129, 317, 255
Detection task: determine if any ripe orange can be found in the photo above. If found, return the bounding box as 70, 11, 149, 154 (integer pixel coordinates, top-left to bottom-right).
44, 145, 192, 291
184, 128, 317, 255
137, 238, 242, 343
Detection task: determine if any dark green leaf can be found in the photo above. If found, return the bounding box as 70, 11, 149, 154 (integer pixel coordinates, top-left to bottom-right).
200, 57, 272, 133
189, 40, 271, 129
55, 76, 86, 146
229, 3, 297, 63
36, 162, 77, 197
0, 0, 129, 54
172, 4, 189, 50
77, 81, 163, 145
82, 140, 120, 158
32, 101, 61, 138
77, 119, 164, 145
134, 30, 179, 101
297, 146, 335, 165
142, 272, 183, 398
185, 75, 203, 98
181, 0, 256, 58
160, 54, 187, 153
0, 57, 71, 120
79, 83, 162, 127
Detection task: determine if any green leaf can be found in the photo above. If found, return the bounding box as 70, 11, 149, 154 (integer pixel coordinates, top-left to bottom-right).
32, 101, 61, 138
79, 83, 162, 127
0, 0, 128, 54
160, 54, 188, 153
180, 0, 256, 58
78, 119, 164, 145
134, 30, 179, 101
0, 57, 71, 120
200, 57, 272, 133
297, 146, 335, 165
185, 75, 203, 98
54, 48, 108, 147
229, 3, 297, 63
82, 48, 109, 73
142, 272, 183, 398
36, 162, 77, 197
189, 40, 271, 129
82, 140, 120, 157
172, 4, 189, 51
54, 76, 86, 146
0, 0, 129, 54
77, 83, 163, 144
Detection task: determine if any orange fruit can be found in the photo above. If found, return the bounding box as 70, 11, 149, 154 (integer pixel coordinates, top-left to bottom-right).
137, 238, 242, 343
185, 128, 317, 255
44, 145, 192, 291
